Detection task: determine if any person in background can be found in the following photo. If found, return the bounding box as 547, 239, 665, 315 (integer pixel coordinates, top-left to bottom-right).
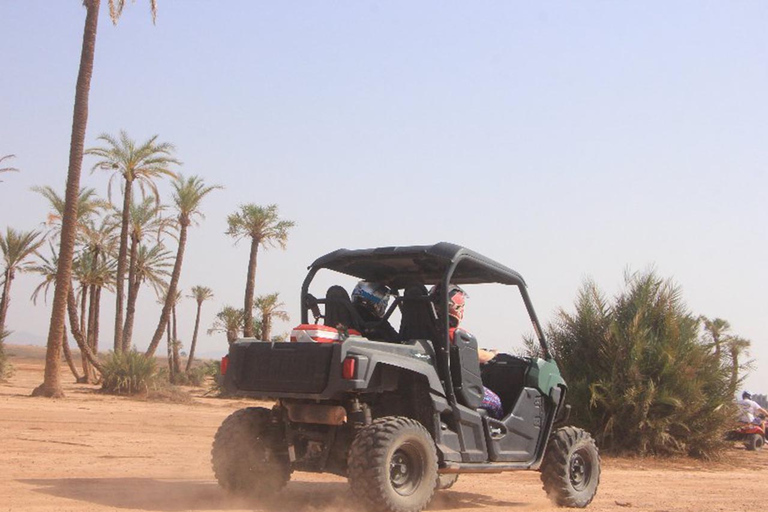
351, 281, 399, 343
737, 391, 768, 424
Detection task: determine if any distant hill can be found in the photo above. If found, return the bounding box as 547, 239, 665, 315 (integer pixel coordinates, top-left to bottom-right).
4, 330, 47, 346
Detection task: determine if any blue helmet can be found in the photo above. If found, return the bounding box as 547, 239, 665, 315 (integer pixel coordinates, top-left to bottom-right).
352, 281, 391, 318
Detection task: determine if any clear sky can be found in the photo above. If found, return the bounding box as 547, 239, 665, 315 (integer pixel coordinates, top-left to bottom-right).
1, 2, 766, 392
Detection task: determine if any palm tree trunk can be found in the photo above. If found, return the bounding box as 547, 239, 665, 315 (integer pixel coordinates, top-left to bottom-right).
121, 234, 139, 352
172, 305, 181, 375
0, 268, 14, 336
61, 331, 82, 382
93, 286, 102, 354
261, 314, 271, 341
79, 285, 91, 381
185, 301, 202, 372
66, 284, 103, 374
243, 239, 259, 337
166, 319, 174, 381
80, 286, 88, 343
730, 349, 739, 392
32, 0, 101, 399
145, 223, 187, 358
113, 179, 133, 353
122, 278, 141, 352
79, 340, 92, 383
87, 284, 97, 350
86, 283, 98, 379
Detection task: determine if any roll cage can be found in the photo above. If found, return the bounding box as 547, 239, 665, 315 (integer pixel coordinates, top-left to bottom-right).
300, 242, 553, 405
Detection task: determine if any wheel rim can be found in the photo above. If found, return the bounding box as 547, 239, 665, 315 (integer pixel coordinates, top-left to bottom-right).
569, 449, 593, 491
389, 442, 424, 496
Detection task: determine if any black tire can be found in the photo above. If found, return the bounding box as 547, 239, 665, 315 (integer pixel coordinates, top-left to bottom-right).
540, 426, 601, 508
211, 407, 291, 497
436, 474, 459, 491
348, 416, 438, 512
745, 434, 764, 451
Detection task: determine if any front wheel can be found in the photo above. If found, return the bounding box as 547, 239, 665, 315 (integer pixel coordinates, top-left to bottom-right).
540, 426, 601, 508
348, 416, 438, 512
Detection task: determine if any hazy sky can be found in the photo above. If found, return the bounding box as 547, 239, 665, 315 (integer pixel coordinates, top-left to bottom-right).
1, 2, 766, 392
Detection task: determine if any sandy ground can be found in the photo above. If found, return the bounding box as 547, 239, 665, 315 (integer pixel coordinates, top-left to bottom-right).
2, 345, 767, 512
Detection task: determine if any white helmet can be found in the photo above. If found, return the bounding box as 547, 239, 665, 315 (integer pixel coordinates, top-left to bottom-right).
351, 281, 391, 318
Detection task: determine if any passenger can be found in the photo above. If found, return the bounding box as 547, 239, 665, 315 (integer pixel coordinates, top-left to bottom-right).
433, 284, 503, 419
351, 281, 399, 343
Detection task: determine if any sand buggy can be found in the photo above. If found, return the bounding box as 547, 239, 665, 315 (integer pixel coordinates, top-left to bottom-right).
212, 243, 600, 511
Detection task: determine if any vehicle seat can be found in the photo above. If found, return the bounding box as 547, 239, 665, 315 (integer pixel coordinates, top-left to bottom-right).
450, 329, 485, 410
323, 286, 362, 332
399, 284, 438, 342
481, 354, 530, 417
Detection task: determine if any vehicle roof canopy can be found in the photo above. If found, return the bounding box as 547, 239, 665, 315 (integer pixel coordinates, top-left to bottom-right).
308, 242, 527, 290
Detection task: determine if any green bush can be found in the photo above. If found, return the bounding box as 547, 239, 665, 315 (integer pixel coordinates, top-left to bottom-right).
101, 350, 158, 395
546, 269, 733, 458
203, 360, 227, 397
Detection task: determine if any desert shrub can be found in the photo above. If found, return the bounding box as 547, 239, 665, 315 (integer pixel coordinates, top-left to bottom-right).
546, 269, 733, 458
101, 350, 158, 395
203, 360, 227, 397
145, 381, 194, 404
172, 366, 208, 387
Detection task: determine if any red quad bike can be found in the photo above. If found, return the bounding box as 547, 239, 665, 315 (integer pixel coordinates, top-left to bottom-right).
727, 416, 766, 451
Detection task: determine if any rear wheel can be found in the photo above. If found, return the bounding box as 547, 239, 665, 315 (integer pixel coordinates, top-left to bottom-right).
540, 426, 601, 508
745, 434, 764, 451
348, 416, 438, 512
211, 407, 291, 497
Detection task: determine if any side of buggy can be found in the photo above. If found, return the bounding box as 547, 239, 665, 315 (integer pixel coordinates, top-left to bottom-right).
213, 242, 600, 512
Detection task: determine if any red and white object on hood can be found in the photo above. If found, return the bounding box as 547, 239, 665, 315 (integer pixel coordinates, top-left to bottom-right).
290, 324, 361, 343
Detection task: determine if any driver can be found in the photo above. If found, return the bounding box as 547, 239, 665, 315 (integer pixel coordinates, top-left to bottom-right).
434, 284, 503, 419
737, 391, 768, 424
351, 281, 399, 343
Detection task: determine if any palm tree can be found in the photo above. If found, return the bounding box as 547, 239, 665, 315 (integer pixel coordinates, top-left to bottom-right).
157, 288, 182, 380
30, 242, 61, 307
254, 292, 289, 341
726, 336, 752, 393
121, 198, 172, 350
225, 204, 295, 337
34, 185, 110, 383
86, 131, 179, 353
700, 316, 731, 359
145, 175, 221, 358
0, 228, 45, 337
0, 154, 19, 182
72, 250, 115, 382
207, 306, 245, 345
30, 244, 88, 383
186, 286, 213, 371
32, 185, 107, 236
78, 215, 118, 355
171, 290, 182, 376
34, 0, 160, 398
122, 243, 173, 350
